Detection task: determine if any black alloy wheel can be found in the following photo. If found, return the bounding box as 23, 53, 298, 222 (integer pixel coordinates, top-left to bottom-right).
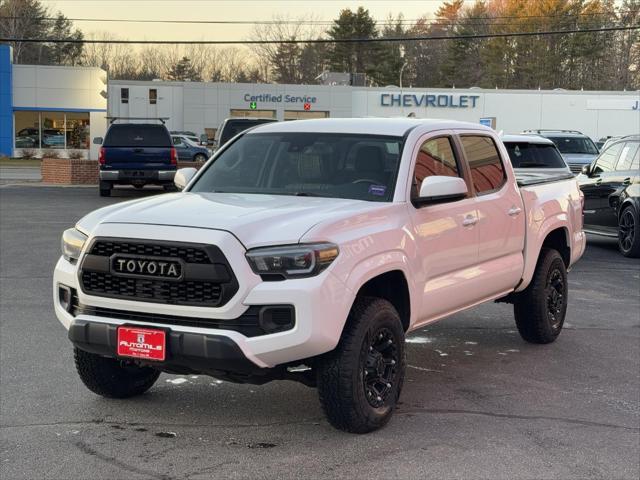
363, 327, 400, 408
546, 268, 565, 332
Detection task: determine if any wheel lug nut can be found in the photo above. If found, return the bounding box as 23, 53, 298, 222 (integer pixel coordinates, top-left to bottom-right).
386, 383, 391, 388
376, 396, 382, 402
391, 360, 396, 365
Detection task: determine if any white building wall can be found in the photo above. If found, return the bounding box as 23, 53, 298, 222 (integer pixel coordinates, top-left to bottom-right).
108, 80, 639, 141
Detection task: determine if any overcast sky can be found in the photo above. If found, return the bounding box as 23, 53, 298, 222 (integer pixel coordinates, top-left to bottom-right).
41, 0, 463, 41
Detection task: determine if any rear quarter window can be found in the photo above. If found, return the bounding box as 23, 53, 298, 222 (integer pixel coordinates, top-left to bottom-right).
104, 125, 171, 147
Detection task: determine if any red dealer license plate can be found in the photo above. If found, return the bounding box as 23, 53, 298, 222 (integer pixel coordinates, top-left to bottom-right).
117, 326, 166, 361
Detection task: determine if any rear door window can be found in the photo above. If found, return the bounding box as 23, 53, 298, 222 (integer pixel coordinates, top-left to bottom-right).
460, 136, 506, 194
615, 142, 639, 171
104, 125, 171, 147
593, 142, 623, 174
505, 142, 566, 168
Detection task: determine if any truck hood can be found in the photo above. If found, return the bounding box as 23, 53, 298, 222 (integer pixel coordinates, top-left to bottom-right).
560, 153, 597, 165
77, 192, 384, 249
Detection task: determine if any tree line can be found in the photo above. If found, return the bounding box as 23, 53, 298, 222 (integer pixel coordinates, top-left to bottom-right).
1, 0, 638, 90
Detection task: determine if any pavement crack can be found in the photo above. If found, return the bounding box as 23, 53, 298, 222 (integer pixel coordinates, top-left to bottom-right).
73, 440, 176, 480
398, 408, 639, 431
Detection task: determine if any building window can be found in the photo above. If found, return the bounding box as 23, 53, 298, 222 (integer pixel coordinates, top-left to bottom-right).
65, 112, 90, 149
14, 111, 41, 149
149, 89, 157, 105
121, 88, 129, 104
41, 111, 65, 149
284, 110, 329, 121
14, 111, 90, 152
229, 109, 276, 119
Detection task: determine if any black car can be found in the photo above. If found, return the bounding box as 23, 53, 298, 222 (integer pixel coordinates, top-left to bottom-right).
578, 135, 640, 257
215, 118, 277, 149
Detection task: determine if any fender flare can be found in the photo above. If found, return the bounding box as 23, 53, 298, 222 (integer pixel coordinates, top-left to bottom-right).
516, 215, 570, 293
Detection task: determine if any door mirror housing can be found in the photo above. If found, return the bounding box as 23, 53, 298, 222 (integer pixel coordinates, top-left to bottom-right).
174, 167, 197, 191
581, 164, 591, 176
415, 176, 468, 206
92, 137, 103, 145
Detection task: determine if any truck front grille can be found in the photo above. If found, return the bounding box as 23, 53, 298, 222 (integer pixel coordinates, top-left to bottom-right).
79, 238, 238, 307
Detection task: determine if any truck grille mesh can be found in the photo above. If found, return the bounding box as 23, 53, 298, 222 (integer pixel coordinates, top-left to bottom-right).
80, 239, 238, 307
90, 241, 211, 264
81, 271, 222, 305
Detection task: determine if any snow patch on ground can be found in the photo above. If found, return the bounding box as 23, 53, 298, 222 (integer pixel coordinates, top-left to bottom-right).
166, 377, 188, 385
406, 336, 433, 344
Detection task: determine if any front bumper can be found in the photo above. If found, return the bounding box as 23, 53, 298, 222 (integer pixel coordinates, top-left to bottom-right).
99, 169, 176, 183
54, 223, 354, 371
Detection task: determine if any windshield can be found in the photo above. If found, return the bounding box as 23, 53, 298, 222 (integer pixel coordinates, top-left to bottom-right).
190, 132, 404, 202
549, 136, 598, 155
505, 142, 567, 168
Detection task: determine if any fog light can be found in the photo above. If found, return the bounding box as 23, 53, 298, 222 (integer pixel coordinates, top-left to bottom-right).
259, 306, 295, 334
58, 284, 72, 313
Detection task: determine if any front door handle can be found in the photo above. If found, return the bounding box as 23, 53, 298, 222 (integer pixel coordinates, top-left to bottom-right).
508, 206, 522, 216
622, 177, 631, 185
595, 178, 602, 186
462, 215, 478, 227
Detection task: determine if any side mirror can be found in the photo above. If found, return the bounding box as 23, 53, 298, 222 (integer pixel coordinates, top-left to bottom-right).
174, 167, 197, 191
92, 137, 103, 145
581, 164, 591, 176
416, 176, 468, 206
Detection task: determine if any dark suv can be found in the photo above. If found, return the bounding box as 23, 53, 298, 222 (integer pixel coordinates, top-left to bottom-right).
94, 120, 177, 197
215, 118, 277, 149
578, 135, 640, 257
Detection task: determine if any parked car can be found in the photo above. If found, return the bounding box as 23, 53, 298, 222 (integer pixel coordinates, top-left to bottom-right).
170, 131, 202, 145
502, 134, 571, 178
56, 118, 585, 433
15, 128, 38, 148
578, 135, 640, 257
93, 120, 177, 197
215, 117, 277, 149
171, 135, 210, 162
523, 130, 599, 174
42, 129, 65, 148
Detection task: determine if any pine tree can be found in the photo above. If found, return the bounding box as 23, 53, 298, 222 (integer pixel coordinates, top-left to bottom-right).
166, 57, 202, 82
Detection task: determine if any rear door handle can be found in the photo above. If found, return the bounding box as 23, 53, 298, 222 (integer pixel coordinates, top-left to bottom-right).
508, 206, 522, 216
595, 178, 602, 185
462, 215, 478, 227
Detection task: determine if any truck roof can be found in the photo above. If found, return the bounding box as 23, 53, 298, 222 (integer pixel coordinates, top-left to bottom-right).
248, 117, 492, 137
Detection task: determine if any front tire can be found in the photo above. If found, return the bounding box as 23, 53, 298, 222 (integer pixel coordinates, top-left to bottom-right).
513, 248, 567, 344
194, 153, 207, 163
74, 348, 160, 398
618, 205, 640, 258
316, 297, 406, 433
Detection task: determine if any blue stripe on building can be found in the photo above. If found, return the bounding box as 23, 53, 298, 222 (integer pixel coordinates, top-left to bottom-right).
0, 45, 13, 157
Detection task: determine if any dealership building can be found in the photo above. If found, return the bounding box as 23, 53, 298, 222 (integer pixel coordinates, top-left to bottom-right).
2, 44, 639, 160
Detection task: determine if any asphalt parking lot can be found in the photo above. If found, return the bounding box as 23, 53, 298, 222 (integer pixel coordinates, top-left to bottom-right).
1, 185, 639, 480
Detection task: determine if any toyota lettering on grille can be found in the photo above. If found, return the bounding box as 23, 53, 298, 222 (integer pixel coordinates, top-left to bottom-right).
110, 255, 184, 280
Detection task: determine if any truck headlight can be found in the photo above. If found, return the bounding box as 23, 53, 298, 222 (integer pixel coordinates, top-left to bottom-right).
61, 228, 88, 263
246, 243, 339, 279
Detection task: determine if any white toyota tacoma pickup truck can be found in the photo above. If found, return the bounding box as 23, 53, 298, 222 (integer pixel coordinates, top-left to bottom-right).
54, 118, 585, 433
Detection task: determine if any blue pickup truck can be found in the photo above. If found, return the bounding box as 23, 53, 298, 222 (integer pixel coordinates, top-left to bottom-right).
94, 120, 177, 197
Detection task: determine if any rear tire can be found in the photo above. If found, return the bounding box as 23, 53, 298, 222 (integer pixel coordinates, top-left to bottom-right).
194, 153, 207, 163
618, 205, 640, 258
99, 181, 111, 197
316, 297, 405, 433
74, 347, 160, 398
513, 248, 567, 344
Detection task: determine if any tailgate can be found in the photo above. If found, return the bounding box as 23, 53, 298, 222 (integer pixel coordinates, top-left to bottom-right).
104, 147, 173, 170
